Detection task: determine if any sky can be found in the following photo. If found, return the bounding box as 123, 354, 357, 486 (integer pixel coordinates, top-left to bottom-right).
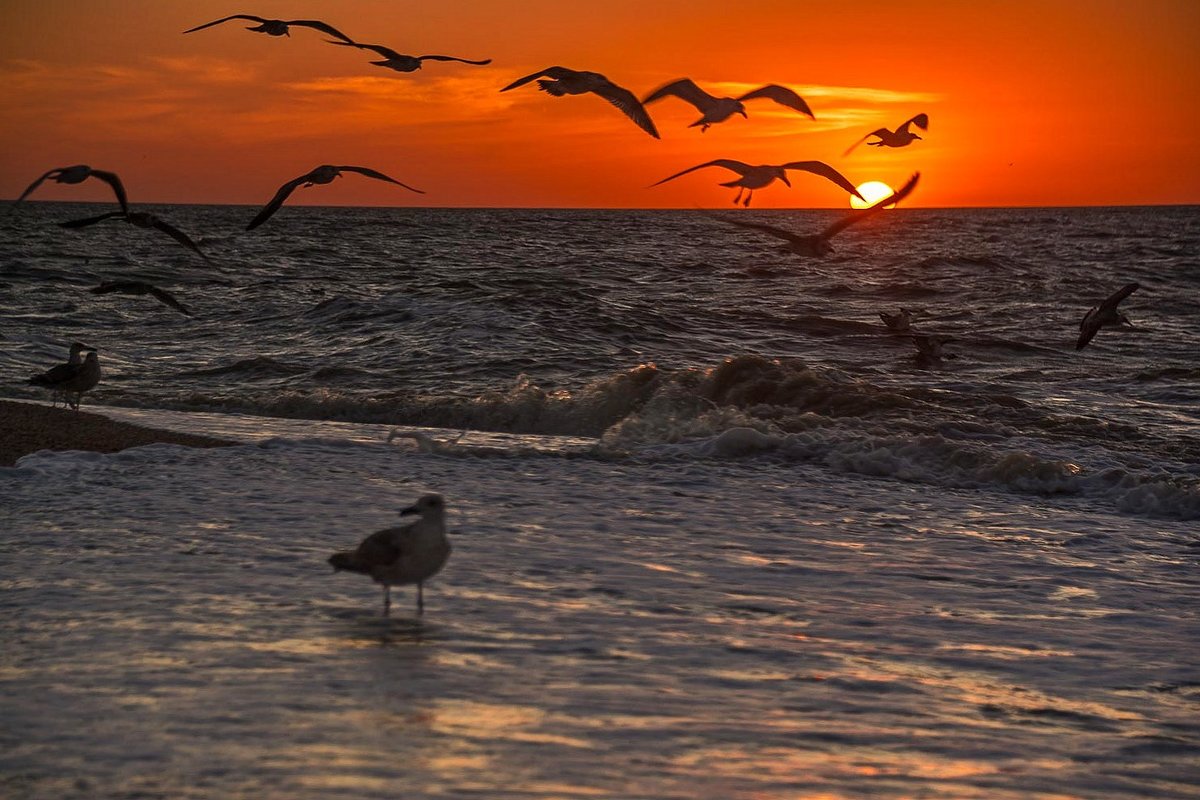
1, 0, 1198, 209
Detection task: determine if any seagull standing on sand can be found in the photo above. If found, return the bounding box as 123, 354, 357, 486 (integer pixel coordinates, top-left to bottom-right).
29, 347, 101, 410
642, 79, 814, 132
1076, 282, 1141, 350
701, 172, 920, 256
58, 211, 209, 261
28, 342, 91, 407
329, 494, 452, 616
844, 113, 929, 155
653, 159, 864, 207
13, 166, 127, 212
326, 40, 491, 73
879, 308, 913, 332
500, 66, 660, 139
182, 15, 356, 42
90, 281, 193, 317
247, 165, 424, 230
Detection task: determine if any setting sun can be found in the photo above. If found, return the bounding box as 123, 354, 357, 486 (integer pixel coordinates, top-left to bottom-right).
850, 181, 896, 209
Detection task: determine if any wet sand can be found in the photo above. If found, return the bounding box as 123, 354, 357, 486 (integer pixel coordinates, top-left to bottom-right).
0, 399, 235, 466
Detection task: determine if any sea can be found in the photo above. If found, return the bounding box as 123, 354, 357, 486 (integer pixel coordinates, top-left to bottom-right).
2, 201, 1198, 798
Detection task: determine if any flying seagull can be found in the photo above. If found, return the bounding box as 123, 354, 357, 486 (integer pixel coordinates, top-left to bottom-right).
12, 165, 127, 213
247, 165, 424, 230
845, 113, 929, 155
879, 308, 914, 332
59, 211, 209, 261
28, 342, 92, 407
329, 493, 452, 616
912, 334, 954, 369
90, 280, 193, 317
701, 172, 920, 256
500, 66, 660, 139
1076, 282, 1140, 350
642, 79, 814, 132
652, 159, 864, 207
182, 15, 356, 43
326, 40, 491, 73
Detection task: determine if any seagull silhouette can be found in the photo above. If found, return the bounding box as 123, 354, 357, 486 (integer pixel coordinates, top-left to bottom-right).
500, 66, 660, 139
642, 79, 814, 132
700, 172, 920, 256
28, 342, 93, 407
59, 211, 209, 261
879, 308, 914, 332
13, 165, 127, 213
845, 113, 929, 155
90, 281, 193, 317
183, 15, 356, 43
912, 334, 954, 369
247, 165, 424, 230
1076, 282, 1140, 350
652, 159, 863, 207
326, 40, 491, 73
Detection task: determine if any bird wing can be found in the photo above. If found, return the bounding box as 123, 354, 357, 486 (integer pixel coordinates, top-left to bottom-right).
1099, 282, 1140, 313
589, 79, 661, 138
326, 40, 401, 58
89, 281, 138, 295
699, 211, 805, 246
336, 166, 425, 194
287, 19, 357, 43
182, 14, 267, 34
500, 66, 575, 92
88, 170, 128, 213
1076, 309, 1101, 350
355, 526, 406, 567
58, 211, 126, 229
418, 55, 492, 65
738, 84, 814, 118
641, 78, 714, 109
843, 129, 888, 156
898, 113, 929, 135
14, 169, 58, 205
148, 216, 208, 260
149, 286, 193, 316
30, 361, 84, 386
247, 175, 309, 230
819, 172, 920, 241
781, 161, 864, 199
650, 159, 751, 187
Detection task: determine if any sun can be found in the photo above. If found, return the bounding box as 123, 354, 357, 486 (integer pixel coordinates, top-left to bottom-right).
849, 181, 896, 209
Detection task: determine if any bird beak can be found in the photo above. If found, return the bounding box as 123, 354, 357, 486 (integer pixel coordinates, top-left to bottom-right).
399, 505, 419, 516
781, 175, 792, 187
914, 134, 923, 140
1122, 316, 1135, 328
739, 109, 748, 118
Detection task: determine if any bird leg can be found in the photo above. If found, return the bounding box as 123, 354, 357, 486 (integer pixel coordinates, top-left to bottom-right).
742, 190, 753, 207
382, 585, 391, 617
732, 188, 744, 205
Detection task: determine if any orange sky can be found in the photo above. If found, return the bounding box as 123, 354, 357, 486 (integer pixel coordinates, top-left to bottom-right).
2, 0, 1198, 209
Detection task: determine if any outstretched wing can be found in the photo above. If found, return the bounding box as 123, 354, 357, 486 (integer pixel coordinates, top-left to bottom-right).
642, 78, 716, 109
287, 19, 357, 43
781, 161, 864, 199
58, 211, 126, 229
820, 172, 920, 241
843, 128, 889, 156
590, 79, 660, 139
897, 113, 929, 135
247, 176, 308, 230
1099, 282, 1140, 314
88, 170, 128, 213
149, 286, 194, 316
90, 281, 140, 295
418, 54, 492, 65
650, 159, 751, 187
500, 66, 576, 92
700, 212, 805, 246
326, 40, 401, 59
738, 85, 814, 118
14, 169, 58, 206
182, 14, 267, 34
149, 217, 209, 261
336, 166, 425, 194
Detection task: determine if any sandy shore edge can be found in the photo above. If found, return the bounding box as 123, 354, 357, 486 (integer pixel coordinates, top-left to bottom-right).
0, 399, 236, 466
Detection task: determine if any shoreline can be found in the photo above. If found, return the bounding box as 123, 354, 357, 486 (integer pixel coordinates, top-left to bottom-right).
0, 399, 236, 466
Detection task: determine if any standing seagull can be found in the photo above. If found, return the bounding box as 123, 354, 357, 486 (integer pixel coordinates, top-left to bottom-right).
329, 494, 452, 616
652, 159, 864, 207
12, 165, 127, 212
845, 113, 929, 155
182, 15, 356, 43
701, 172, 920, 257
58, 211, 209, 261
28, 342, 92, 407
500, 66, 660, 139
642, 79, 814, 132
326, 40, 491, 73
28, 347, 101, 410
1076, 282, 1140, 350
90, 281, 193, 317
247, 165, 424, 230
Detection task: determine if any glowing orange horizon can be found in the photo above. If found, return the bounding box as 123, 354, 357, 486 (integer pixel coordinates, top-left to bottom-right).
1, 1, 1197, 210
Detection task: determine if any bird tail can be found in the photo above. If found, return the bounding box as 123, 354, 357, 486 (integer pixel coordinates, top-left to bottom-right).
537, 79, 567, 96
329, 551, 368, 574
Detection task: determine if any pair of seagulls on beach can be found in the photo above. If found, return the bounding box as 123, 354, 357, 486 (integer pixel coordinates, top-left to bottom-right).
27, 342, 102, 410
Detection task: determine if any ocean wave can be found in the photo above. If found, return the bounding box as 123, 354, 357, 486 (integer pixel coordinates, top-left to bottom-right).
179, 356, 309, 378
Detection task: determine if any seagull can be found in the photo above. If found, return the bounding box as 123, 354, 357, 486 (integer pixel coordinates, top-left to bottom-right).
28, 342, 92, 407
879, 308, 913, 332
90, 281, 193, 317
912, 334, 953, 369
700, 172, 920, 256
247, 165, 424, 230
652, 159, 864, 207
1076, 282, 1140, 350
642, 79, 814, 132
182, 15, 356, 43
845, 113, 929, 155
328, 494, 452, 616
326, 40, 491, 73
58, 211, 209, 261
12, 165, 127, 212
29, 347, 101, 410
500, 66, 660, 139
